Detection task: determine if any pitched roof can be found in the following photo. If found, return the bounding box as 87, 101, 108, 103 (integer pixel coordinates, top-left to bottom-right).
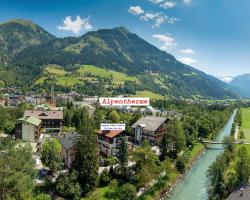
24, 110, 63, 120
131, 116, 167, 131
56, 133, 80, 150
97, 130, 124, 139
17, 116, 41, 126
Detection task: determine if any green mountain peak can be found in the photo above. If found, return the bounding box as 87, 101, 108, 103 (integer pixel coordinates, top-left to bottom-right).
0, 19, 238, 99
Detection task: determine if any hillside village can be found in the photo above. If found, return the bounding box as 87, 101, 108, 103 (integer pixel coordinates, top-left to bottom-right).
2, 88, 182, 167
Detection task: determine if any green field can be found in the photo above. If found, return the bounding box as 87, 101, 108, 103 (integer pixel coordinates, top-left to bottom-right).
34, 65, 81, 86
236, 144, 250, 155
0, 70, 15, 85
78, 65, 140, 84
133, 90, 164, 100
34, 64, 141, 88
56, 76, 82, 86
240, 107, 250, 142
45, 65, 66, 76
34, 77, 48, 85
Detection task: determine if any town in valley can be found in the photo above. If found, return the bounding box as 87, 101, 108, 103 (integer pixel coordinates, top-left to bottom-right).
1, 1, 250, 200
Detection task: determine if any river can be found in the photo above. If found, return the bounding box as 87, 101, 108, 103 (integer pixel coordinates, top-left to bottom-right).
166, 110, 237, 200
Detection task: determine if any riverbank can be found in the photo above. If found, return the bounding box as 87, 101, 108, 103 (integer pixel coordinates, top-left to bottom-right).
164, 110, 236, 200
157, 143, 205, 200
140, 109, 236, 200
138, 143, 205, 200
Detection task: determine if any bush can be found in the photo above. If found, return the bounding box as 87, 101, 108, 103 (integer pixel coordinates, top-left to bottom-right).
105, 179, 119, 199
34, 193, 52, 200
4, 121, 15, 134
119, 183, 137, 200
55, 171, 81, 200
176, 157, 186, 173
41, 138, 63, 173
103, 156, 118, 166
99, 169, 110, 186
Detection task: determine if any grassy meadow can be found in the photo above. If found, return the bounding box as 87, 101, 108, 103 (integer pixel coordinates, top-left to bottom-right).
240, 107, 250, 142
133, 90, 164, 100
45, 65, 66, 76
32, 64, 167, 99
78, 65, 140, 84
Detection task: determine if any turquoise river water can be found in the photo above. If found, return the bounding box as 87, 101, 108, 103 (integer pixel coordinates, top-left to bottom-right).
167, 110, 237, 200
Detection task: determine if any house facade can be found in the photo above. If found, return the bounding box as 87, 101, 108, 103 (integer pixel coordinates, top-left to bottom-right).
57, 133, 79, 168
24, 110, 63, 134
97, 130, 126, 157
131, 116, 167, 145
15, 116, 42, 142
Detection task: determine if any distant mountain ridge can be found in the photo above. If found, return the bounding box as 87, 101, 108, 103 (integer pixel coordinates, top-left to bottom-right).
0, 19, 238, 99
0, 19, 55, 64
217, 76, 234, 83
229, 74, 250, 97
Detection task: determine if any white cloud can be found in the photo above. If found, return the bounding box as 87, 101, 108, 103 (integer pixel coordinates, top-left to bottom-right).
183, 0, 192, 4
57, 16, 92, 35
160, 1, 176, 9
152, 34, 177, 49
140, 12, 160, 21
165, 16, 179, 24
140, 12, 179, 28
178, 57, 198, 65
150, 0, 164, 3
180, 48, 194, 54
149, 0, 176, 9
128, 6, 144, 15
154, 16, 166, 28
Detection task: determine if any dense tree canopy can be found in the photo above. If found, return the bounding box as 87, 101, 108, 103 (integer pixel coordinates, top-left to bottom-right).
0, 137, 36, 200
41, 138, 62, 173
73, 114, 99, 196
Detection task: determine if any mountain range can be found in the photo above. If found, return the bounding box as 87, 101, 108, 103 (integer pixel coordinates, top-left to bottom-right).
227, 74, 250, 98
0, 19, 239, 99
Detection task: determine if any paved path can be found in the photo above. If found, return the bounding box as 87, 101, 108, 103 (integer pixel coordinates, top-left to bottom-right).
234, 125, 239, 142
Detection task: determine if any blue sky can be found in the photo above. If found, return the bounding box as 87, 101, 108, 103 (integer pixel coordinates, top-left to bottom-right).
1, 0, 250, 77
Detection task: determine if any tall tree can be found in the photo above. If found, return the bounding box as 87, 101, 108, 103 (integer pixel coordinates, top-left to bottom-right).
164, 119, 186, 158
93, 107, 105, 129
131, 141, 159, 187
119, 136, 128, 176
236, 146, 250, 184
108, 110, 120, 123
213, 168, 226, 199
72, 107, 88, 129
73, 115, 98, 195
159, 132, 168, 161
0, 138, 35, 200
41, 138, 62, 173
222, 136, 235, 153
55, 170, 81, 200
239, 130, 245, 141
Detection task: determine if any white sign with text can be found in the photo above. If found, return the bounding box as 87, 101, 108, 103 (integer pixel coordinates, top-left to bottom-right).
99, 97, 150, 106
101, 123, 126, 131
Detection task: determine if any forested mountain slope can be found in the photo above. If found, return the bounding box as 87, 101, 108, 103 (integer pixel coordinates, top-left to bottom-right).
0, 19, 237, 99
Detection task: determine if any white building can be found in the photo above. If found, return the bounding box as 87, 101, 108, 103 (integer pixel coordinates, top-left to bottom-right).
15, 116, 42, 142
97, 130, 126, 157
131, 116, 167, 145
